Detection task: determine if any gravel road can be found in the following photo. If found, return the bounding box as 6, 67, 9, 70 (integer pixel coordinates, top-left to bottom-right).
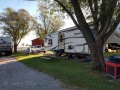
0, 56, 69, 90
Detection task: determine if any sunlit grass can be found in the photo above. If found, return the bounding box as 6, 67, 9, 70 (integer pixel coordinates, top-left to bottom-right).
104, 50, 120, 58
13, 52, 44, 60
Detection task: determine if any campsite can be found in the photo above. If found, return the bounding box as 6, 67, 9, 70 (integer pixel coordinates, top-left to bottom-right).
1, 0, 120, 90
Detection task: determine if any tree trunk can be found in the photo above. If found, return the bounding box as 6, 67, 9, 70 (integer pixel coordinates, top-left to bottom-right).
89, 41, 105, 71
14, 43, 18, 53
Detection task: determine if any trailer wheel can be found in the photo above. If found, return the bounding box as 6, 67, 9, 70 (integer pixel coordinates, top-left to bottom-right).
5, 51, 12, 56
9, 51, 12, 55
0, 53, 2, 57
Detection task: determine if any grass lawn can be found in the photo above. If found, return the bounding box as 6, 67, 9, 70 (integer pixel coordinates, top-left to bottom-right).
13, 52, 120, 90
104, 50, 120, 58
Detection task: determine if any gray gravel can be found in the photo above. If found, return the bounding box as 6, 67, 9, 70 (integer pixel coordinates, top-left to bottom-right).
0, 56, 69, 90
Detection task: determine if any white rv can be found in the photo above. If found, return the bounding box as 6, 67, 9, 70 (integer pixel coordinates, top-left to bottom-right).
58, 26, 91, 54
44, 31, 59, 52
0, 37, 13, 56
44, 24, 94, 55
105, 23, 120, 50
106, 23, 120, 43
44, 23, 120, 56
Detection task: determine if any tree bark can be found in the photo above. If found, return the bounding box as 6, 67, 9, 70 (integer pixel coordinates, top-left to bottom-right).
14, 43, 18, 53
89, 41, 105, 71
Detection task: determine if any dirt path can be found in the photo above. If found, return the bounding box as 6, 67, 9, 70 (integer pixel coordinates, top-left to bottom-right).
0, 56, 69, 90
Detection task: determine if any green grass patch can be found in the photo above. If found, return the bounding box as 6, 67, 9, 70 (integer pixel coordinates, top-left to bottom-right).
13, 52, 120, 90
104, 51, 120, 58
13, 52, 44, 60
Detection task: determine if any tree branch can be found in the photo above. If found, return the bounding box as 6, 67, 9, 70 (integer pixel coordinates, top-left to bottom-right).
104, 13, 120, 43
99, 0, 107, 31
88, 0, 99, 36
97, 0, 118, 41
54, 0, 79, 27
17, 38, 22, 46
88, 0, 94, 19
70, 0, 95, 43
88, 0, 98, 22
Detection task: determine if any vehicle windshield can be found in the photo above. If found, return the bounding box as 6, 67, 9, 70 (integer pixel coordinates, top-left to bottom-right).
36, 46, 41, 48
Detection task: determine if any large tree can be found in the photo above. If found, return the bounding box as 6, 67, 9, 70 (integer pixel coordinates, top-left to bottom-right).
53, 0, 120, 71
35, 0, 64, 39
27, 0, 120, 71
0, 8, 36, 52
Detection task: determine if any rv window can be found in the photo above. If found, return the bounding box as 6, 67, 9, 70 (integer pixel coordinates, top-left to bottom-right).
74, 33, 80, 35
48, 39, 52, 45
68, 45, 73, 50
60, 35, 63, 42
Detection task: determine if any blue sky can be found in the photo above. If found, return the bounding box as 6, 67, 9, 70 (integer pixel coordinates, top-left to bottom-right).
0, 0, 74, 29
0, 0, 38, 46
0, 0, 38, 16
0, 0, 74, 46
0, 0, 74, 28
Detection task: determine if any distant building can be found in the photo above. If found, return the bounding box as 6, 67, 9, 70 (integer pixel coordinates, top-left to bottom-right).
31, 38, 44, 46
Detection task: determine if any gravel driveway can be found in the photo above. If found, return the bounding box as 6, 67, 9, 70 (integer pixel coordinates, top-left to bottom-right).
0, 56, 69, 90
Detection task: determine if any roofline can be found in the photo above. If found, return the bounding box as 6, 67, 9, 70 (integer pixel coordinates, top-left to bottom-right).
58, 26, 77, 33
45, 22, 94, 36
31, 38, 43, 41
58, 22, 93, 33
45, 31, 59, 37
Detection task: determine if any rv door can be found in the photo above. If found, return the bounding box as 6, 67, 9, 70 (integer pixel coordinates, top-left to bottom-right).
58, 32, 65, 50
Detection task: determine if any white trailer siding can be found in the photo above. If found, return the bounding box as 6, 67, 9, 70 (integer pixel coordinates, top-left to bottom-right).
0, 37, 12, 45
44, 32, 59, 51
106, 23, 120, 43
104, 23, 120, 51
0, 37, 13, 55
62, 29, 89, 53
44, 23, 120, 54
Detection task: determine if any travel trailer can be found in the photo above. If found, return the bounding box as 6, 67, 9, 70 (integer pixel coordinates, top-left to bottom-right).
44, 23, 94, 56
0, 37, 13, 56
58, 26, 91, 54
44, 23, 120, 56
44, 31, 59, 52
105, 23, 120, 51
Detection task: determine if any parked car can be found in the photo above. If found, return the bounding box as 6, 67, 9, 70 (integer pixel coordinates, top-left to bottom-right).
30, 45, 45, 54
